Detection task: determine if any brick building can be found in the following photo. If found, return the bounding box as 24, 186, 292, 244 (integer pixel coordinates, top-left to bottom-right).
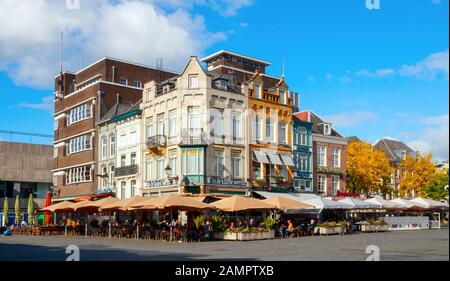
52, 57, 177, 201
296, 111, 347, 196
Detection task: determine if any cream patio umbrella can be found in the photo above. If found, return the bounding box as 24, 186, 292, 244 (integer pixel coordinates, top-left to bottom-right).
27, 194, 35, 225
129, 194, 214, 242
262, 196, 315, 211
14, 195, 20, 225
40, 200, 75, 213
73, 196, 120, 212
2, 197, 9, 226
209, 195, 276, 212
99, 196, 148, 212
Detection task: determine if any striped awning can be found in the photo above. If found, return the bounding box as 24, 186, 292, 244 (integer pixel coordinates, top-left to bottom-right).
280, 154, 295, 166
267, 153, 283, 165
253, 151, 270, 164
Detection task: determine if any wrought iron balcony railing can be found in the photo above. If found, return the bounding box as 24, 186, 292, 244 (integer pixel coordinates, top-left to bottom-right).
180, 128, 208, 146
115, 164, 139, 177
147, 135, 167, 149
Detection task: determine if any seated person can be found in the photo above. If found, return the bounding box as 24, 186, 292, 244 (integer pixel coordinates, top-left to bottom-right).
3, 226, 12, 236
286, 220, 295, 237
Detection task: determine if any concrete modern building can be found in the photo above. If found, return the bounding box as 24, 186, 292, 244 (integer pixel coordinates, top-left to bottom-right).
0, 141, 52, 216
202, 51, 295, 193
52, 57, 177, 201
292, 114, 314, 193
373, 138, 417, 198
296, 111, 347, 196
141, 56, 249, 197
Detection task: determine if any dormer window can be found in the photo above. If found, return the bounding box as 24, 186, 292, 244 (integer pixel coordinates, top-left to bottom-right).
214, 80, 227, 91
254, 83, 261, 99
323, 123, 331, 135
163, 84, 171, 93
280, 89, 287, 105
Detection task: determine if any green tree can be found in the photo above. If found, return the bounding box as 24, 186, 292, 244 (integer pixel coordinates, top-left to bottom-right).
422, 169, 449, 200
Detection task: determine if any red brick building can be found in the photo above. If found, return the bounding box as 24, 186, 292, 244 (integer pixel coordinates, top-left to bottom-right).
52, 58, 177, 201
296, 111, 348, 196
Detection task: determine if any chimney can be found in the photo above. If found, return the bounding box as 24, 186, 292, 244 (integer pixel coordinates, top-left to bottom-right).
98, 90, 104, 120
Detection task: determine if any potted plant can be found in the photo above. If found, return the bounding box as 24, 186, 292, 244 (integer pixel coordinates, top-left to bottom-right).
316, 222, 344, 235
361, 220, 389, 232
194, 216, 204, 231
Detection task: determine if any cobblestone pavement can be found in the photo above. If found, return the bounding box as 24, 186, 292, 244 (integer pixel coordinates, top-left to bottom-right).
0, 229, 448, 261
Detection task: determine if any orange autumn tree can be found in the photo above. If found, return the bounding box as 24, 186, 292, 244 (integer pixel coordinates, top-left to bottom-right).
347, 140, 393, 195
399, 153, 436, 198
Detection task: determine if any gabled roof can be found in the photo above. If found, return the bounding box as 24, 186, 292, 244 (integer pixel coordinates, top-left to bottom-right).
299, 110, 344, 138
98, 99, 135, 125
373, 138, 416, 162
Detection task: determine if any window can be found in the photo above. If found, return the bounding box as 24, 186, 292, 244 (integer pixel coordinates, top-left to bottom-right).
120, 155, 126, 167
146, 118, 153, 138
188, 74, 199, 89
298, 153, 309, 172
295, 179, 312, 192
254, 83, 261, 99
120, 182, 126, 199
183, 148, 204, 175
131, 153, 137, 165
145, 89, 153, 102
252, 161, 262, 179
231, 151, 242, 178
169, 150, 177, 177
131, 180, 136, 197
129, 131, 137, 145
101, 167, 108, 188
278, 122, 287, 144
214, 80, 227, 90
297, 127, 308, 146
163, 84, 171, 93
53, 148, 58, 159
266, 119, 274, 142
119, 78, 128, 86
101, 136, 108, 159
157, 158, 165, 179
318, 146, 327, 167
213, 149, 224, 177
323, 124, 331, 135
54, 119, 58, 130
231, 113, 242, 140
279, 166, 288, 180
211, 109, 224, 136
109, 165, 115, 187
187, 106, 200, 129
280, 89, 287, 105
253, 116, 261, 141
331, 148, 340, 168
317, 174, 326, 195
67, 134, 91, 155
66, 166, 92, 184
67, 103, 92, 125
169, 110, 177, 139
331, 175, 340, 196
134, 81, 142, 88
146, 159, 153, 181
157, 114, 165, 136
110, 135, 116, 157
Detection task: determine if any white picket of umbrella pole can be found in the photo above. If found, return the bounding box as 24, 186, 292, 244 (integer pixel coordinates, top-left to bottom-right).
136, 225, 139, 240
85, 212, 88, 237
65, 224, 67, 236
108, 212, 112, 239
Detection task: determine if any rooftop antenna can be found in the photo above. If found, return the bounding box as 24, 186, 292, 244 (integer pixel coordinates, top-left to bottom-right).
282, 52, 285, 79
156, 57, 163, 70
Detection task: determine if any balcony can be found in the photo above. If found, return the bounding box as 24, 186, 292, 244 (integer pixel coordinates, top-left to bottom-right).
147, 135, 167, 149
115, 164, 139, 177
180, 129, 208, 146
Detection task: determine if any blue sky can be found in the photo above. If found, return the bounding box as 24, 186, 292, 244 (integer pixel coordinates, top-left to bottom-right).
0, 0, 448, 160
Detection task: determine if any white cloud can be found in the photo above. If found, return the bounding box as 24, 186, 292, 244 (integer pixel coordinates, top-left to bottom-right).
375, 68, 395, 77
306, 75, 315, 82
339, 75, 352, 83
399, 49, 449, 80
0, 0, 249, 89
324, 111, 379, 128
17, 96, 54, 111
325, 73, 334, 81
356, 69, 374, 78
405, 114, 449, 161
240, 22, 249, 28
432, 0, 442, 4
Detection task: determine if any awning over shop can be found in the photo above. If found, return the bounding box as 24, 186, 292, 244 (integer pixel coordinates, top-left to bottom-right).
253, 151, 270, 164
280, 154, 295, 166
267, 153, 283, 165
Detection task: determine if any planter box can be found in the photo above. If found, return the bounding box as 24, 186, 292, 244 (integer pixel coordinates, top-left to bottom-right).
219, 230, 275, 241
317, 227, 343, 235
361, 224, 389, 232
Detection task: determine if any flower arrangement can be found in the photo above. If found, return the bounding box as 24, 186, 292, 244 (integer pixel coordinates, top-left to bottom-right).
317, 221, 346, 228
224, 227, 269, 234
263, 218, 276, 230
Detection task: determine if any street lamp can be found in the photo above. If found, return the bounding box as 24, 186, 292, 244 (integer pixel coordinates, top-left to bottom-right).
165, 164, 179, 185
